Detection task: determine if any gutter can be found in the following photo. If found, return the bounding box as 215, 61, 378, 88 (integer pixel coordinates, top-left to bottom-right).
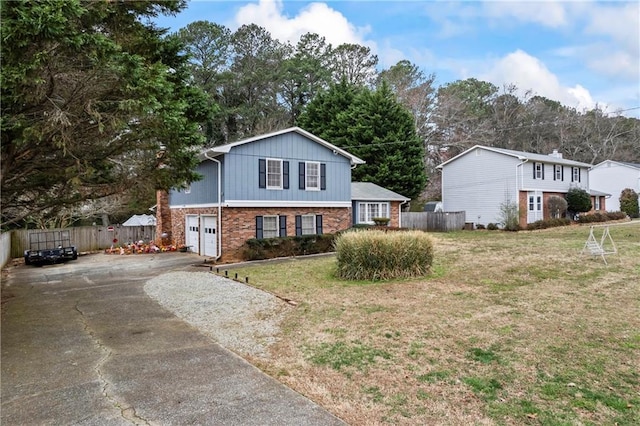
399, 200, 408, 228
516, 158, 528, 202
204, 150, 222, 262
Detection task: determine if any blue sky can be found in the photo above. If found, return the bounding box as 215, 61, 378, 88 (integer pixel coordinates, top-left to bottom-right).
154, 0, 640, 117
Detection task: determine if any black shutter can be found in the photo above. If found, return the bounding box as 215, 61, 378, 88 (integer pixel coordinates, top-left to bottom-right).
553, 165, 556, 181
320, 163, 326, 190
299, 162, 305, 189
283, 161, 290, 189
316, 215, 323, 235
279, 215, 287, 237
571, 167, 574, 182
542, 164, 545, 180
561, 166, 564, 181
259, 159, 266, 188
533, 163, 536, 179
256, 216, 263, 239
295, 215, 302, 236
578, 169, 581, 182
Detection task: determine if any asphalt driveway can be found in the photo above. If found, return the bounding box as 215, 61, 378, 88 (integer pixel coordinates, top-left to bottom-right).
1, 253, 345, 425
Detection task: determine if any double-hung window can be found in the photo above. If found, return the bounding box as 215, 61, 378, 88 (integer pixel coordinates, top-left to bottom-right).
358, 202, 389, 224
571, 167, 580, 182
256, 215, 287, 239
262, 215, 279, 238
305, 162, 320, 190
267, 159, 282, 189
259, 158, 289, 190
554, 165, 562, 181
295, 214, 323, 235
534, 162, 544, 179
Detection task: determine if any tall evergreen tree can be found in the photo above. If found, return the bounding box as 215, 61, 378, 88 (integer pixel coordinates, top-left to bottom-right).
1, 0, 211, 228
298, 81, 427, 200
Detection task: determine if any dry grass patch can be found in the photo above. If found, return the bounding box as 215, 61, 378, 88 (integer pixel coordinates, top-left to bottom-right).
229, 222, 640, 425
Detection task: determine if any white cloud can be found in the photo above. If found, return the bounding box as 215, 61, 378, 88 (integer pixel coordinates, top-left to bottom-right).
482, 50, 598, 111
233, 0, 372, 48
482, 0, 567, 28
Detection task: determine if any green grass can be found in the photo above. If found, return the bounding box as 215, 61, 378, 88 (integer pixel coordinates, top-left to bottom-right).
220, 221, 640, 425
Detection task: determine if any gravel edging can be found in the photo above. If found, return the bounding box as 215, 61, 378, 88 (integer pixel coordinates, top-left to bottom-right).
144, 271, 289, 358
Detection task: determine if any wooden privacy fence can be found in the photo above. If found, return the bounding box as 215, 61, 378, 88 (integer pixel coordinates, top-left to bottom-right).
401, 211, 466, 232
10, 225, 156, 259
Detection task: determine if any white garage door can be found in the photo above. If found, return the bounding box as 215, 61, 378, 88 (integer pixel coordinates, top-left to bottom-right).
201, 215, 217, 257
186, 215, 200, 254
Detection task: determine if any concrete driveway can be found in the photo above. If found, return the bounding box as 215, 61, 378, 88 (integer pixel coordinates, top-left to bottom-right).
1, 253, 345, 425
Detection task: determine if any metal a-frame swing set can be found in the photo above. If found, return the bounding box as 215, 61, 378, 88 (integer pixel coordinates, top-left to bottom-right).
581, 225, 618, 264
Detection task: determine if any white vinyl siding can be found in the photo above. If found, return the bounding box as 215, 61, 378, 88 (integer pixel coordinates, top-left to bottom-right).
358, 202, 389, 224
263, 215, 278, 238
267, 159, 282, 189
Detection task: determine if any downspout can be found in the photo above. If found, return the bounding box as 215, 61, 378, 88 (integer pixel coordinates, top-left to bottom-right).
399, 200, 408, 228
516, 159, 528, 226
204, 151, 222, 261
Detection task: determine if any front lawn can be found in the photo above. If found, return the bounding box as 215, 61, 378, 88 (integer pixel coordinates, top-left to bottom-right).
228, 222, 640, 425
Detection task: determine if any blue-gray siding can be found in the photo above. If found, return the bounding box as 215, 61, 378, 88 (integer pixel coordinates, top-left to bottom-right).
170, 160, 221, 205
223, 132, 352, 202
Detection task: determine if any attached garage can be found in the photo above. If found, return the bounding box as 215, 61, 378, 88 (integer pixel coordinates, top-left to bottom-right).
201, 215, 217, 257
185, 215, 200, 254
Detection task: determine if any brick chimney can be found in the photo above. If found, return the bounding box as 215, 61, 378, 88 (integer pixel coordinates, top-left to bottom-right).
155, 189, 172, 245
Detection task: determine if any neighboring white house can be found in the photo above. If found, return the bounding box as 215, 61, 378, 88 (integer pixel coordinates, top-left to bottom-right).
436, 145, 602, 228
589, 160, 640, 212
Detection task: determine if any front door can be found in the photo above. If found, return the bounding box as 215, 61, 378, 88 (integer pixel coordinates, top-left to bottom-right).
201, 215, 217, 257
527, 191, 543, 223
186, 215, 200, 254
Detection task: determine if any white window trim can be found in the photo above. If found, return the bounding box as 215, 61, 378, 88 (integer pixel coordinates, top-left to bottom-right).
535, 162, 543, 179
305, 161, 320, 191
358, 202, 390, 224
572, 167, 580, 182
554, 165, 562, 181
262, 215, 279, 239
300, 214, 316, 235
266, 158, 283, 190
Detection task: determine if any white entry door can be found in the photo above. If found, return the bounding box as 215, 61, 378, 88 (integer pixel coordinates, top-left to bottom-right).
527, 191, 543, 223
186, 215, 200, 254
201, 216, 217, 257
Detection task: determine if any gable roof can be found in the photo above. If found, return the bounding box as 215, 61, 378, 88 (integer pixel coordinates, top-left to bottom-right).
436, 145, 592, 169
351, 182, 409, 201
591, 159, 640, 171
202, 127, 365, 166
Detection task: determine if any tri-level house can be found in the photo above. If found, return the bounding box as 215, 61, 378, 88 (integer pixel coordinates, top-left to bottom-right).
589, 160, 640, 212
156, 127, 365, 260
436, 145, 603, 228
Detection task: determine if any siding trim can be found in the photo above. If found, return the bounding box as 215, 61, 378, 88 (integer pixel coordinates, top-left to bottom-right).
170, 203, 219, 209
224, 200, 351, 208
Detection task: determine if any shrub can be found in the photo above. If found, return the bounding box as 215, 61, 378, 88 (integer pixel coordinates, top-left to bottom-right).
335, 230, 433, 280
475, 224, 486, 230
606, 211, 627, 220
547, 195, 568, 218
498, 200, 520, 231
566, 187, 592, 217
372, 217, 391, 226
577, 211, 610, 223
619, 188, 640, 218
242, 234, 336, 261
487, 223, 499, 230
527, 218, 571, 230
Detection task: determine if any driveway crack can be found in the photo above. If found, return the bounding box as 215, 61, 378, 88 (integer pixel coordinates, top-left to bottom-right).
75, 303, 150, 425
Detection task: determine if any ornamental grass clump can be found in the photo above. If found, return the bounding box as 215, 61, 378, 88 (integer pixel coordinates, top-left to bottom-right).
335, 230, 433, 280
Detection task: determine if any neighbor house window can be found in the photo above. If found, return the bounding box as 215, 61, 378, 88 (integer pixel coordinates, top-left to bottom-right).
534, 162, 544, 179
305, 162, 320, 190
358, 202, 389, 224
184, 184, 191, 194
594, 197, 600, 211
294, 214, 323, 236
572, 167, 580, 182
554, 165, 562, 181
